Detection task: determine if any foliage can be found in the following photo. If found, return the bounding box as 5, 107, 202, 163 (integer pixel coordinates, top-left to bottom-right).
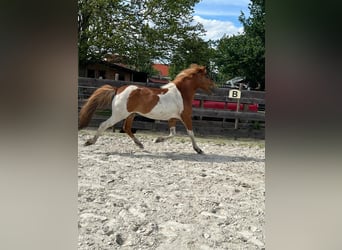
214, 0, 265, 90
78, 0, 204, 72
78, 0, 265, 88
215, 34, 264, 89
239, 0, 265, 45
169, 37, 215, 79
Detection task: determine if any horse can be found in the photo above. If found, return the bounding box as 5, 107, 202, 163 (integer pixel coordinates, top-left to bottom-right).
78, 64, 215, 154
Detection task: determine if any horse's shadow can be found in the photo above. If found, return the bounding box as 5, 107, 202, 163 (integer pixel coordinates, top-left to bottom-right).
105, 151, 264, 164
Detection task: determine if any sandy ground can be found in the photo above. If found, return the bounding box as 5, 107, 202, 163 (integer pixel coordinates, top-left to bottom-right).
78, 129, 265, 250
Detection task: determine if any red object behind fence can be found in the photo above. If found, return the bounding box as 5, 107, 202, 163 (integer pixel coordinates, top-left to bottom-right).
192, 100, 258, 112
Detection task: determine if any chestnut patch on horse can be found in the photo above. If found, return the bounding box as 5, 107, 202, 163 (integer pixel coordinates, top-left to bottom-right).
116, 85, 130, 94
126, 87, 169, 114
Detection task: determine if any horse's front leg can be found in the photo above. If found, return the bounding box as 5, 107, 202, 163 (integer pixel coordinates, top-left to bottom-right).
180, 114, 203, 154
155, 118, 177, 143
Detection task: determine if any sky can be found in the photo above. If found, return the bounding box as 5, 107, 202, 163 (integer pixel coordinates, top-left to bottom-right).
194, 0, 250, 41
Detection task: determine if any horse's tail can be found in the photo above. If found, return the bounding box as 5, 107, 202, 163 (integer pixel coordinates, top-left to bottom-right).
78, 84, 117, 129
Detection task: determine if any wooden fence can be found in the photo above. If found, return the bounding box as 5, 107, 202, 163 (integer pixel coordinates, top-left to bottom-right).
78, 77, 265, 139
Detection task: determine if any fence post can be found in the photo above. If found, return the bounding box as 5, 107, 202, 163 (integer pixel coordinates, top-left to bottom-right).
199, 98, 204, 120
234, 83, 243, 129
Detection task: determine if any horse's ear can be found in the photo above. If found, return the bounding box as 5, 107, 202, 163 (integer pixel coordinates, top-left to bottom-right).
198, 66, 206, 74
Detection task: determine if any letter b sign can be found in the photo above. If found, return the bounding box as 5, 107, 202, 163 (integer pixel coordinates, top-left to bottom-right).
228, 89, 241, 99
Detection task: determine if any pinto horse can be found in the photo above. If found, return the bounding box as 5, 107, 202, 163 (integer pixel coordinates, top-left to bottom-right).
78, 64, 215, 154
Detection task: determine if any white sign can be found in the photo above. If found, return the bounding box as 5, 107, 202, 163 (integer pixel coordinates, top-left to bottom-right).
228, 89, 241, 99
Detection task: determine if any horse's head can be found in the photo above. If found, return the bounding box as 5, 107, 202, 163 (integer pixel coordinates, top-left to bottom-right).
174, 64, 216, 94
191, 64, 216, 94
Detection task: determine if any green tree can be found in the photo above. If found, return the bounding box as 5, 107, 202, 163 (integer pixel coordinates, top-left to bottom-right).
215, 35, 246, 84
78, 0, 126, 64
169, 36, 215, 79
78, 0, 204, 72
214, 0, 265, 90
239, 0, 265, 45
240, 0, 265, 90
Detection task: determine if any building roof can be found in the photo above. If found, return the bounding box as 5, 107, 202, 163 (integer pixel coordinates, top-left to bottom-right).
98, 61, 139, 73
152, 64, 169, 77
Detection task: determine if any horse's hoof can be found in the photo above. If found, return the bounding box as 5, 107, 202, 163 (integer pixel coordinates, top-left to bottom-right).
195, 148, 204, 154
134, 142, 144, 149
134, 139, 144, 149
84, 140, 94, 146
155, 137, 164, 143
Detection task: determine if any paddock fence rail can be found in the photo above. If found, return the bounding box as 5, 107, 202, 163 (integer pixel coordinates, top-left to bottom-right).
78, 77, 265, 139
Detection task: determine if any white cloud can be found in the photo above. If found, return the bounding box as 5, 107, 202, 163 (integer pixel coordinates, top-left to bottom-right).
199, 0, 250, 7
194, 15, 244, 41
194, 9, 241, 18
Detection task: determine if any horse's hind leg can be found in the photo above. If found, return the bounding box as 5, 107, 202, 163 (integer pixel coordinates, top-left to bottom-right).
155, 118, 177, 143
85, 115, 123, 146
123, 113, 144, 149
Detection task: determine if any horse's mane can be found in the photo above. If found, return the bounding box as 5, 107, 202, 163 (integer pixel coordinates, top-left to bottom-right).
173, 64, 206, 84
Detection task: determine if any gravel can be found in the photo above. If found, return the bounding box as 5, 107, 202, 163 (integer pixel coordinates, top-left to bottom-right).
78, 129, 265, 249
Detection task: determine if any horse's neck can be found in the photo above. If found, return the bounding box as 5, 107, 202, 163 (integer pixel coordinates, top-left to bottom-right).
176, 80, 197, 101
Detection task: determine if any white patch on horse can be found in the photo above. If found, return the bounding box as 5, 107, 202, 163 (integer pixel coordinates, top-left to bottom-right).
140, 83, 184, 120
112, 85, 138, 116
161, 82, 177, 89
